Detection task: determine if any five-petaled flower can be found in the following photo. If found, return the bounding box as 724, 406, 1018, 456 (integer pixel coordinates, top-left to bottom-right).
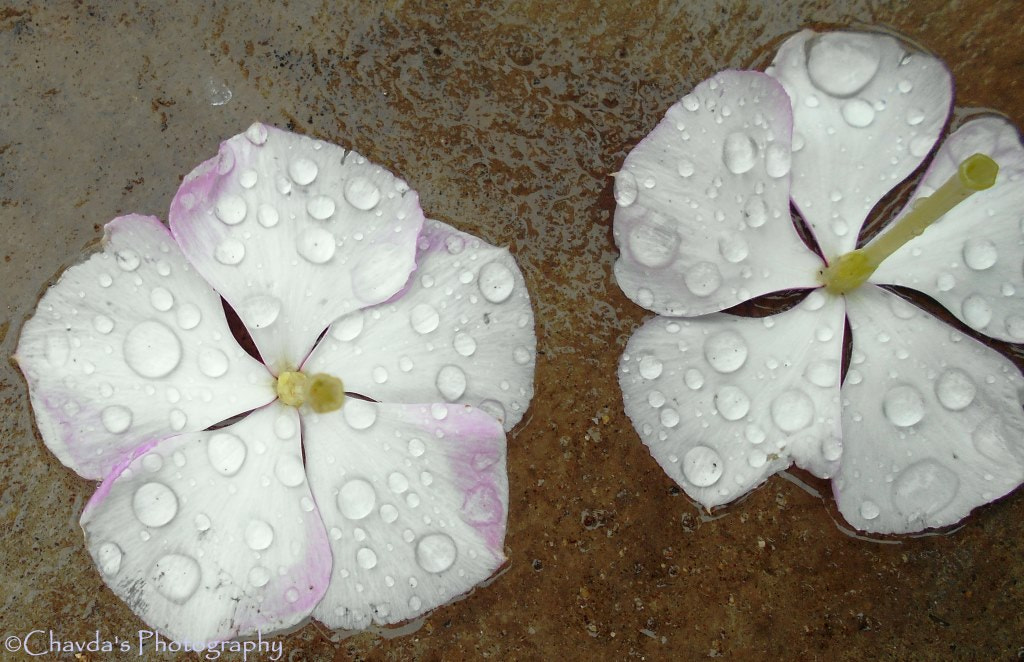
614, 29, 1024, 534
15, 124, 536, 642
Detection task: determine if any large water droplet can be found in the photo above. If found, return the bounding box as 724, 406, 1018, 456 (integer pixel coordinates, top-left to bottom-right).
962, 238, 998, 270
248, 566, 271, 588
684, 261, 722, 297
215, 194, 247, 225
770, 389, 814, 432
296, 227, 337, 264
116, 249, 141, 271
715, 385, 750, 421
841, 98, 875, 128
722, 132, 757, 174
628, 215, 680, 268
149, 287, 174, 312
124, 320, 181, 378
805, 359, 839, 388
764, 144, 791, 179
437, 365, 467, 401
198, 348, 228, 378
410, 303, 440, 334
257, 204, 280, 228
274, 455, 306, 487
718, 234, 749, 263
638, 354, 663, 380
684, 368, 704, 390
892, 460, 959, 520
150, 553, 201, 603
207, 432, 247, 476
289, 158, 318, 185
478, 261, 515, 303
100, 405, 133, 434
882, 384, 925, 427
614, 171, 639, 206
343, 399, 377, 430
961, 294, 992, 328
176, 304, 201, 330
93, 315, 115, 335
357, 547, 379, 569
388, 471, 410, 494
416, 533, 457, 573
307, 195, 336, 220
97, 542, 123, 576
934, 368, 975, 411
338, 478, 376, 520
239, 295, 281, 329
742, 196, 769, 227
215, 238, 246, 265
704, 330, 748, 373
133, 482, 178, 527
244, 519, 274, 550
453, 332, 477, 357
344, 176, 381, 210
806, 33, 880, 97
245, 122, 268, 145
682, 446, 724, 487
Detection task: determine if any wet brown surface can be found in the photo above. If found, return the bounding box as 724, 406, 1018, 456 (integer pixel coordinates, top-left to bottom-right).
2, 1, 1024, 660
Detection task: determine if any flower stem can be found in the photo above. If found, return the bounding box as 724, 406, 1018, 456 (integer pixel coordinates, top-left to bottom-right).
820, 153, 998, 294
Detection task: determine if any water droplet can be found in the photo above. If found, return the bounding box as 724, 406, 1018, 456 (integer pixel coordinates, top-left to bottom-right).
245, 122, 268, 145
677, 159, 695, 177
883, 384, 925, 427
274, 414, 296, 439
704, 330, 748, 373
722, 132, 757, 174
204, 76, 232, 106
684, 368, 705, 390
116, 249, 141, 271
770, 389, 814, 432
892, 460, 959, 519
416, 533, 457, 573
437, 365, 468, 401
207, 432, 246, 476
274, 455, 305, 487
356, 547, 379, 569
215, 194, 247, 225
93, 315, 114, 335
198, 348, 228, 378
714, 385, 750, 421
239, 169, 258, 189
806, 33, 880, 97
215, 238, 246, 265
248, 566, 271, 588
123, 320, 182, 378
859, 500, 880, 520
478, 261, 515, 303
257, 204, 280, 228
335, 478, 376, 520
410, 303, 440, 334
764, 143, 791, 179
660, 407, 680, 428
936, 272, 956, 292
935, 368, 975, 411
96, 542, 123, 576
909, 134, 934, 158
176, 304, 201, 330
148, 287, 174, 312
296, 227, 336, 264
742, 196, 768, 228
307, 195, 336, 220
648, 390, 666, 408
682, 446, 724, 487
151, 553, 201, 603
805, 359, 839, 387
445, 235, 465, 254
513, 346, 532, 365
194, 513, 211, 531
133, 482, 178, 527
1006, 315, 1024, 341
638, 354, 663, 380
239, 295, 281, 328
98, 273, 113, 287
718, 234, 749, 263
388, 472, 410, 494
289, 158, 318, 185
628, 215, 680, 268
344, 176, 381, 210
962, 294, 993, 328
963, 238, 998, 270
684, 261, 722, 296
614, 171, 639, 206
245, 520, 274, 550
285, 588, 300, 603
841, 98, 875, 128
141, 452, 163, 473
453, 332, 477, 357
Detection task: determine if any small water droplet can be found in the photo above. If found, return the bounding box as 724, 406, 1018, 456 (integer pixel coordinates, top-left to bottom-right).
176, 304, 201, 330
961, 294, 993, 328
742, 196, 768, 227
478, 261, 515, 303
151, 554, 201, 603
116, 249, 141, 271
892, 460, 958, 519
239, 295, 281, 329
289, 158, 319, 186
841, 98, 875, 128
684, 261, 722, 297
97, 542, 123, 576
962, 238, 998, 271
453, 332, 477, 357
296, 227, 337, 264
207, 432, 247, 476
682, 446, 724, 487
722, 132, 757, 174
638, 354, 663, 380
123, 320, 181, 378
343, 400, 378, 430
410, 303, 440, 334
770, 389, 814, 432
245, 122, 268, 145
133, 482, 178, 527
344, 176, 381, 210
704, 330, 748, 373
684, 368, 704, 390
935, 368, 975, 411
416, 533, 457, 573
628, 215, 680, 268
614, 171, 639, 206
338, 478, 376, 520
257, 204, 280, 228
215, 195, 247, 225
436, 365, 468, 401
307, 195, 336, 220
859, 500, 880, 520
93, 315, 114, 335
245, 520, 274, 550
882, 384, 925, 427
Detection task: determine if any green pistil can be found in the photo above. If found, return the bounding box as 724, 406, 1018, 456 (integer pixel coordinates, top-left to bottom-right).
276, 371, 345, 412
820, 153, 999, 295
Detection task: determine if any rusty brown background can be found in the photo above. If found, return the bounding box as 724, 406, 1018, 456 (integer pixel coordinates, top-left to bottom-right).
2, 1, 1023, 660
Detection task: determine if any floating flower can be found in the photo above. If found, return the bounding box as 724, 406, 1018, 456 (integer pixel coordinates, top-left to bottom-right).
15, 124, 536, 642
614, 29, 1024, 534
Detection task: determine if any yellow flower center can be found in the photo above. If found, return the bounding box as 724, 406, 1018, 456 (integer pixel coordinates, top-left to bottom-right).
276, 371, 345, 413
819, 153, 998, 294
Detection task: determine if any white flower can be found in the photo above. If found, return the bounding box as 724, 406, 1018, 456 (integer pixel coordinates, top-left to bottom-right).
614, 29, 1024, 534
15, 124, 536, 642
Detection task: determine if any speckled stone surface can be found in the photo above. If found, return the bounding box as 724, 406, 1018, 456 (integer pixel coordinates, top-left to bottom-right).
2, 1, 1024, 660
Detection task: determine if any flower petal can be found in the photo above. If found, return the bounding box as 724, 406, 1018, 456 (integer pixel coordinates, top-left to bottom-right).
80, 403, 331, 643
619, 290, 845, 508
837, 286, 1024, 534
768, 29, 952, 257
305, 220, 535, 431
871, 116, 1024, 342
14, 215, 274, 480
613, 70, 823, 316
169, 123, 425, 372
302, 401, 507, 629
